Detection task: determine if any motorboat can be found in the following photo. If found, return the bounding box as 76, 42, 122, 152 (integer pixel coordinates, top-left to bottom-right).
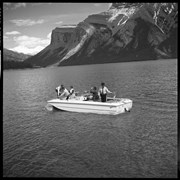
47, 96, 133, 115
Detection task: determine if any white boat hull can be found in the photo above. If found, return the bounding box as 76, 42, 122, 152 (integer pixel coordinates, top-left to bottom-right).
47, 97, 133, 115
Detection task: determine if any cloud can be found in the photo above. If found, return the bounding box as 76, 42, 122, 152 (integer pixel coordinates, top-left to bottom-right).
3, 36, 8, 39
10, 46, 45, 55
5, 31, 21, 35
10, 35, 51, 55
3, 3, 11, 10
4, 3, 11, 6
14, 3, 26, 9
31, 3, 53, 6
94, 3, 101, 7
108, 3, 112, 8
55, 21, 63, 25
13, 35, 50, 48
58, 25, 76, 28
3, 3, 26, 10
47, 32, 52, 39
10, 19, 45, 26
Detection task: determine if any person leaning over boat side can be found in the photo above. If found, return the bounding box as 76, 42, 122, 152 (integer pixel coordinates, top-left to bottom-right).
90, 86, 99, 101
59, 85, 70, 100
98, 82, 112, 102
66, 86, 75, 99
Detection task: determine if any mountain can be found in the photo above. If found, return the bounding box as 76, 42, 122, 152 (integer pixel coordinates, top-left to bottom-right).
3, 48, 33, 69
3, 48, 31, 62
25, 26, 76, 67
25, 3, 178, 67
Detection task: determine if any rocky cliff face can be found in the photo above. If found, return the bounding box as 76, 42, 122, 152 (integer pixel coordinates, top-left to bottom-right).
25, 26, 76, 67
25, 3, 177, 67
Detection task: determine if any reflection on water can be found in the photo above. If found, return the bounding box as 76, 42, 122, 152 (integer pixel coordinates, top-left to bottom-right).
45, 104, 54, 111
3, 59, 177, 177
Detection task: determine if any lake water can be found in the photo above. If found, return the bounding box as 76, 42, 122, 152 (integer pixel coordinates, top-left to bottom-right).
3, 59, 177, 177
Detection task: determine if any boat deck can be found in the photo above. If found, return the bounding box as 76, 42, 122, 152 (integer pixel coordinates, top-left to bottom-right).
68, 96, 123, 103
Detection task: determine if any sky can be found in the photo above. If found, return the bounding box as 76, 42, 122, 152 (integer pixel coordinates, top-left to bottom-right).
3, 3, 111, 55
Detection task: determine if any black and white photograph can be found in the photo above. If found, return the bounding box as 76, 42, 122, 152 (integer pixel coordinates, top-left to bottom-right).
3, 2, 178, 178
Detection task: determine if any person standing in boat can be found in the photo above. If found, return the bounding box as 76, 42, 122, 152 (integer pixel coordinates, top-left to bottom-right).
58, 85, 70, 100
98, 82, 112, 102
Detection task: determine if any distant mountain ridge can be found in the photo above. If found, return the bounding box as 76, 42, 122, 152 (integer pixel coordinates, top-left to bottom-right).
3, 48, 33, 69
25, 3, 177, 67
3, 48, 32, 62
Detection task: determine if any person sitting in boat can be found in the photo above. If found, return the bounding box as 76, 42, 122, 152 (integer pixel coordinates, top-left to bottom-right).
67, 86, 76, 100
98, 82, 112, 102
90, 86, 99, 101
83, 87, 93, 101
58, 85, 70, 100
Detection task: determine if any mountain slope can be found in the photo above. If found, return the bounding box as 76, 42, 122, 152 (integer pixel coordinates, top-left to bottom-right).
59, 3, 177, 66
3, 48, 32, 69
3, 48, 31, 62
25, 26, 76, 67
25, 3, 177, 67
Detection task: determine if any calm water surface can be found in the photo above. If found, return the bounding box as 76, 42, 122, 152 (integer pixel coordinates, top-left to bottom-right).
3, 59, 177, 177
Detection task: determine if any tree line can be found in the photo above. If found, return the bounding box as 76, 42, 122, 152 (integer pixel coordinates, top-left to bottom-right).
3, 61, 33, 70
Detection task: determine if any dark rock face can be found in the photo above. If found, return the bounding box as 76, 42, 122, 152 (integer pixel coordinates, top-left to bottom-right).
25, 3, 177, 67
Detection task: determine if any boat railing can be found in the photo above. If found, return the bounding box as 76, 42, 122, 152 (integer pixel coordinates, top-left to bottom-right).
107, 97, 122, 102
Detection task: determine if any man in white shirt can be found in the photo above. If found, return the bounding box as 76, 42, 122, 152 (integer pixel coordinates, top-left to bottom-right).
98, 82, 112, 102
